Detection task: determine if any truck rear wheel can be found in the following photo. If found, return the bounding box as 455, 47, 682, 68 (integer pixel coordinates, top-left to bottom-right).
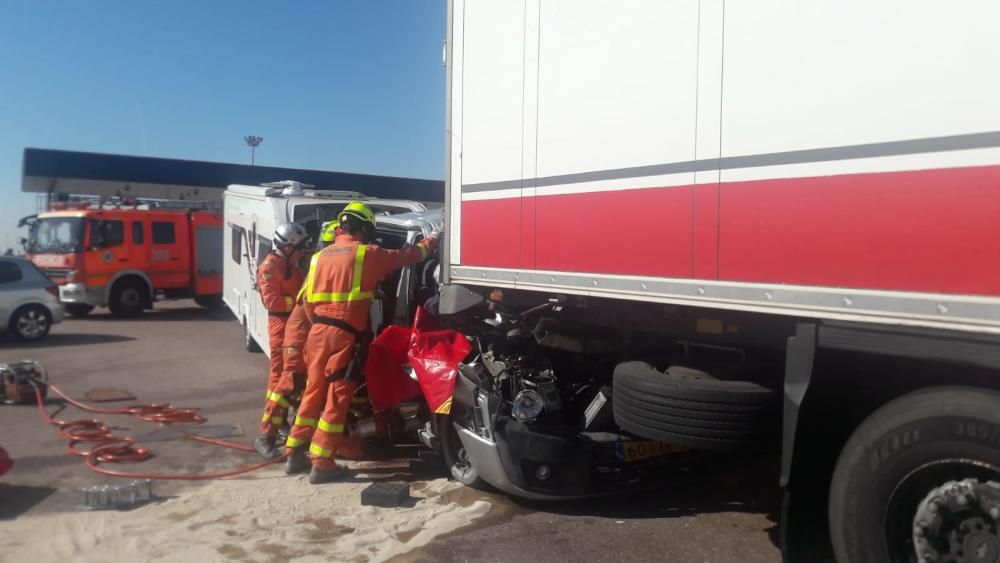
612, 361, 778, 452
108, 279, 146, 318
65, 304, 94, 318
829, 386, 1000, 563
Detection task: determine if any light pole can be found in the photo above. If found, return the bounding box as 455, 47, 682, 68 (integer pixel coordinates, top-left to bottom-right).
244, 135, 263, 166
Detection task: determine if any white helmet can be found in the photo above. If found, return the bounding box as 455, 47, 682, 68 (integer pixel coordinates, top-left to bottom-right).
274, 222, 308, 248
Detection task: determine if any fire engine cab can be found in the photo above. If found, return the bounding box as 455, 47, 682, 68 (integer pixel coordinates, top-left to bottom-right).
23, 199, 223, 317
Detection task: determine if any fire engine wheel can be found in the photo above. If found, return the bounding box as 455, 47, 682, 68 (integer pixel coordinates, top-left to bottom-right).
64, 304, 94, 318
243, 318, 262, 353
433, 413, 486, 489
9, 305, 51, 341
108, 280, 145, 318
612, 361, 779, 453
828, 386, 1000, 563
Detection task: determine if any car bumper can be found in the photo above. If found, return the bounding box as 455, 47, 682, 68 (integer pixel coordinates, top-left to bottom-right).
59, 283, 103, 306
49, 302, 65, 324
458, 421, 690, 500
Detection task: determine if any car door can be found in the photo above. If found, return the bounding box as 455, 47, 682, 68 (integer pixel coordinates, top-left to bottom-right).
0, 259, 25, 326
86, 217, 129, 290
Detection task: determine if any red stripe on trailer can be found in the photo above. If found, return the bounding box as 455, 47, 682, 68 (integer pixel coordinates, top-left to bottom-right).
693, 183, 720, 279
459, 164, 1000, 297
533, 185, 694, 277
717, 164, 1000, 295
461, 196, 522, 269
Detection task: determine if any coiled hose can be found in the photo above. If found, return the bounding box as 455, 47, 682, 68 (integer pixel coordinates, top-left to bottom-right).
32, 380, 286, 480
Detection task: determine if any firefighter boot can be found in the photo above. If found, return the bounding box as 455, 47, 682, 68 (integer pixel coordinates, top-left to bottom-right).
285, 446, 311, 475
253, 434, 281, 460
309, 465, 349, 485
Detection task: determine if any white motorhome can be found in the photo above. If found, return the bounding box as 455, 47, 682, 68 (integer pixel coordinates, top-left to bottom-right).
223, 181, 427, 353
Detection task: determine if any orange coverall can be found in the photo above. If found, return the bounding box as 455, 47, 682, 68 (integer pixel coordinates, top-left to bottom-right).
276, 273, 366, 458
286, 233, 436, 470
257, 250, 305, 436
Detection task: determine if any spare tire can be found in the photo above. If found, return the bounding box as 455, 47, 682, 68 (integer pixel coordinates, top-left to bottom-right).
612, 361, 779, 452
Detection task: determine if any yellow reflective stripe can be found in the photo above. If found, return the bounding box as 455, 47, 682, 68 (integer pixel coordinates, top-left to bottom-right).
261, 414, 284, 425
266, 391, 290, 409
303, 252, 321, 302
294, 415, 317, 428
310, 443, 334, 458
285, 436, 306, 449
434, 397, 453, 415
317, 419, 345, 434
350, 245, 367, 299
306, 245, 372, 303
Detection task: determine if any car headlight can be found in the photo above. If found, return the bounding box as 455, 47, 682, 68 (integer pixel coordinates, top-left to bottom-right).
512, 390, 544, 421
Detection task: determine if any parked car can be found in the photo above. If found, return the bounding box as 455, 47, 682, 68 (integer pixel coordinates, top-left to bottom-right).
0, 256, 64, 341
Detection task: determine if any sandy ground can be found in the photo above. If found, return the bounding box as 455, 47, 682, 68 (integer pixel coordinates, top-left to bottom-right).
0, 466, 490, 563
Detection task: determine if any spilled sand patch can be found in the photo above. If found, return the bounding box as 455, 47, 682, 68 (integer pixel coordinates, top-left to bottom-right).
0, 467, 490, 563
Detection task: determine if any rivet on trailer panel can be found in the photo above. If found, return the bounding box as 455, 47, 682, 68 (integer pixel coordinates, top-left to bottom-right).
764, 291, 774, 301
843, 297, 853, 306
550, 277, 556, 283
641, 282, 648, 291
592, 280, 599, 287
937, 303, 949, 315
697, 287, 705, 295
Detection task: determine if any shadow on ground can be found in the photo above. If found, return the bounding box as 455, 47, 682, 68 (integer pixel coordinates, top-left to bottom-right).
1, 333, 136, 348
0, 483, 56, 520
79, 306, 234, 323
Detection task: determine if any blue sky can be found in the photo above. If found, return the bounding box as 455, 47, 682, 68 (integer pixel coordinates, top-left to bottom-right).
0, 1, 446, 249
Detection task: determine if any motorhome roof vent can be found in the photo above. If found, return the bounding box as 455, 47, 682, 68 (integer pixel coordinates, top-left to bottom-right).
260, 180, 313, 196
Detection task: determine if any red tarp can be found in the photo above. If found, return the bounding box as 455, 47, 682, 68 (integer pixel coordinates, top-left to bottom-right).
363, 308, 471, 413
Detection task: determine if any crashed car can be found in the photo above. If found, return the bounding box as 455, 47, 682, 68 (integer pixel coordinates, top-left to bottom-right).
363, 209, 691, 499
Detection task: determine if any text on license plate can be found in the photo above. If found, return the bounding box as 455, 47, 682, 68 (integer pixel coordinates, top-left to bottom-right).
615, 441, 685, 462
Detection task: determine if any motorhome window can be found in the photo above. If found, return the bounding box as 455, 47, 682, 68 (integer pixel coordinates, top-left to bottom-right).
132, 221, 144, 244
0, 261, 23, 284
153, 221, 176, 244
231, 226, 244, 264
102, 220, 125, 247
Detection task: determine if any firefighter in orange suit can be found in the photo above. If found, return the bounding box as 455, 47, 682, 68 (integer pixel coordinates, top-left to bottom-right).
253, 222, 308, 459
285, 202, 438, 483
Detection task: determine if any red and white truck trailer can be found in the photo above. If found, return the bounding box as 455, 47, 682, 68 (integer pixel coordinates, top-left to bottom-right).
434, 1, 1000, 561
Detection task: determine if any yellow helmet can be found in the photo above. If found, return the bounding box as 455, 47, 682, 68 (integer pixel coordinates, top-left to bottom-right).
339, 201, 376, 229
320, 220, 340, 243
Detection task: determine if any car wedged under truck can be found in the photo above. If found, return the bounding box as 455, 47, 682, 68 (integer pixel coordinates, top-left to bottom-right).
437, 2, 1000, 560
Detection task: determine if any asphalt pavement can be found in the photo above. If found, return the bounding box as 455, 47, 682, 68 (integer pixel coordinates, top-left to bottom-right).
0, 300, 781, 562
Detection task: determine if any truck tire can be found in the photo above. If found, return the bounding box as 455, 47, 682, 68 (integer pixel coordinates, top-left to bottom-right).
433, 413, 487, 489
244, 317, 262, 353
108, 279, 146, 318
612, 361, 778, 452
65, 304, 94, 318
828, 386, 1000, 563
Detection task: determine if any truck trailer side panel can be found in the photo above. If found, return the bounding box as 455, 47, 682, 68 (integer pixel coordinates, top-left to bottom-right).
446, 0, 1000, 332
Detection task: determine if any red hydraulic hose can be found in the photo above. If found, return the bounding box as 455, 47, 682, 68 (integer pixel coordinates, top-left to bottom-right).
33, 383, 286, 480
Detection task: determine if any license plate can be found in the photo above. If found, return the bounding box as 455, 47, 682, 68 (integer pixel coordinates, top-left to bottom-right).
615, 441, 684, 462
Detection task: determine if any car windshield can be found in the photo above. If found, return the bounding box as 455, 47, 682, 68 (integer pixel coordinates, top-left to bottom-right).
28, 217, 85, 253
